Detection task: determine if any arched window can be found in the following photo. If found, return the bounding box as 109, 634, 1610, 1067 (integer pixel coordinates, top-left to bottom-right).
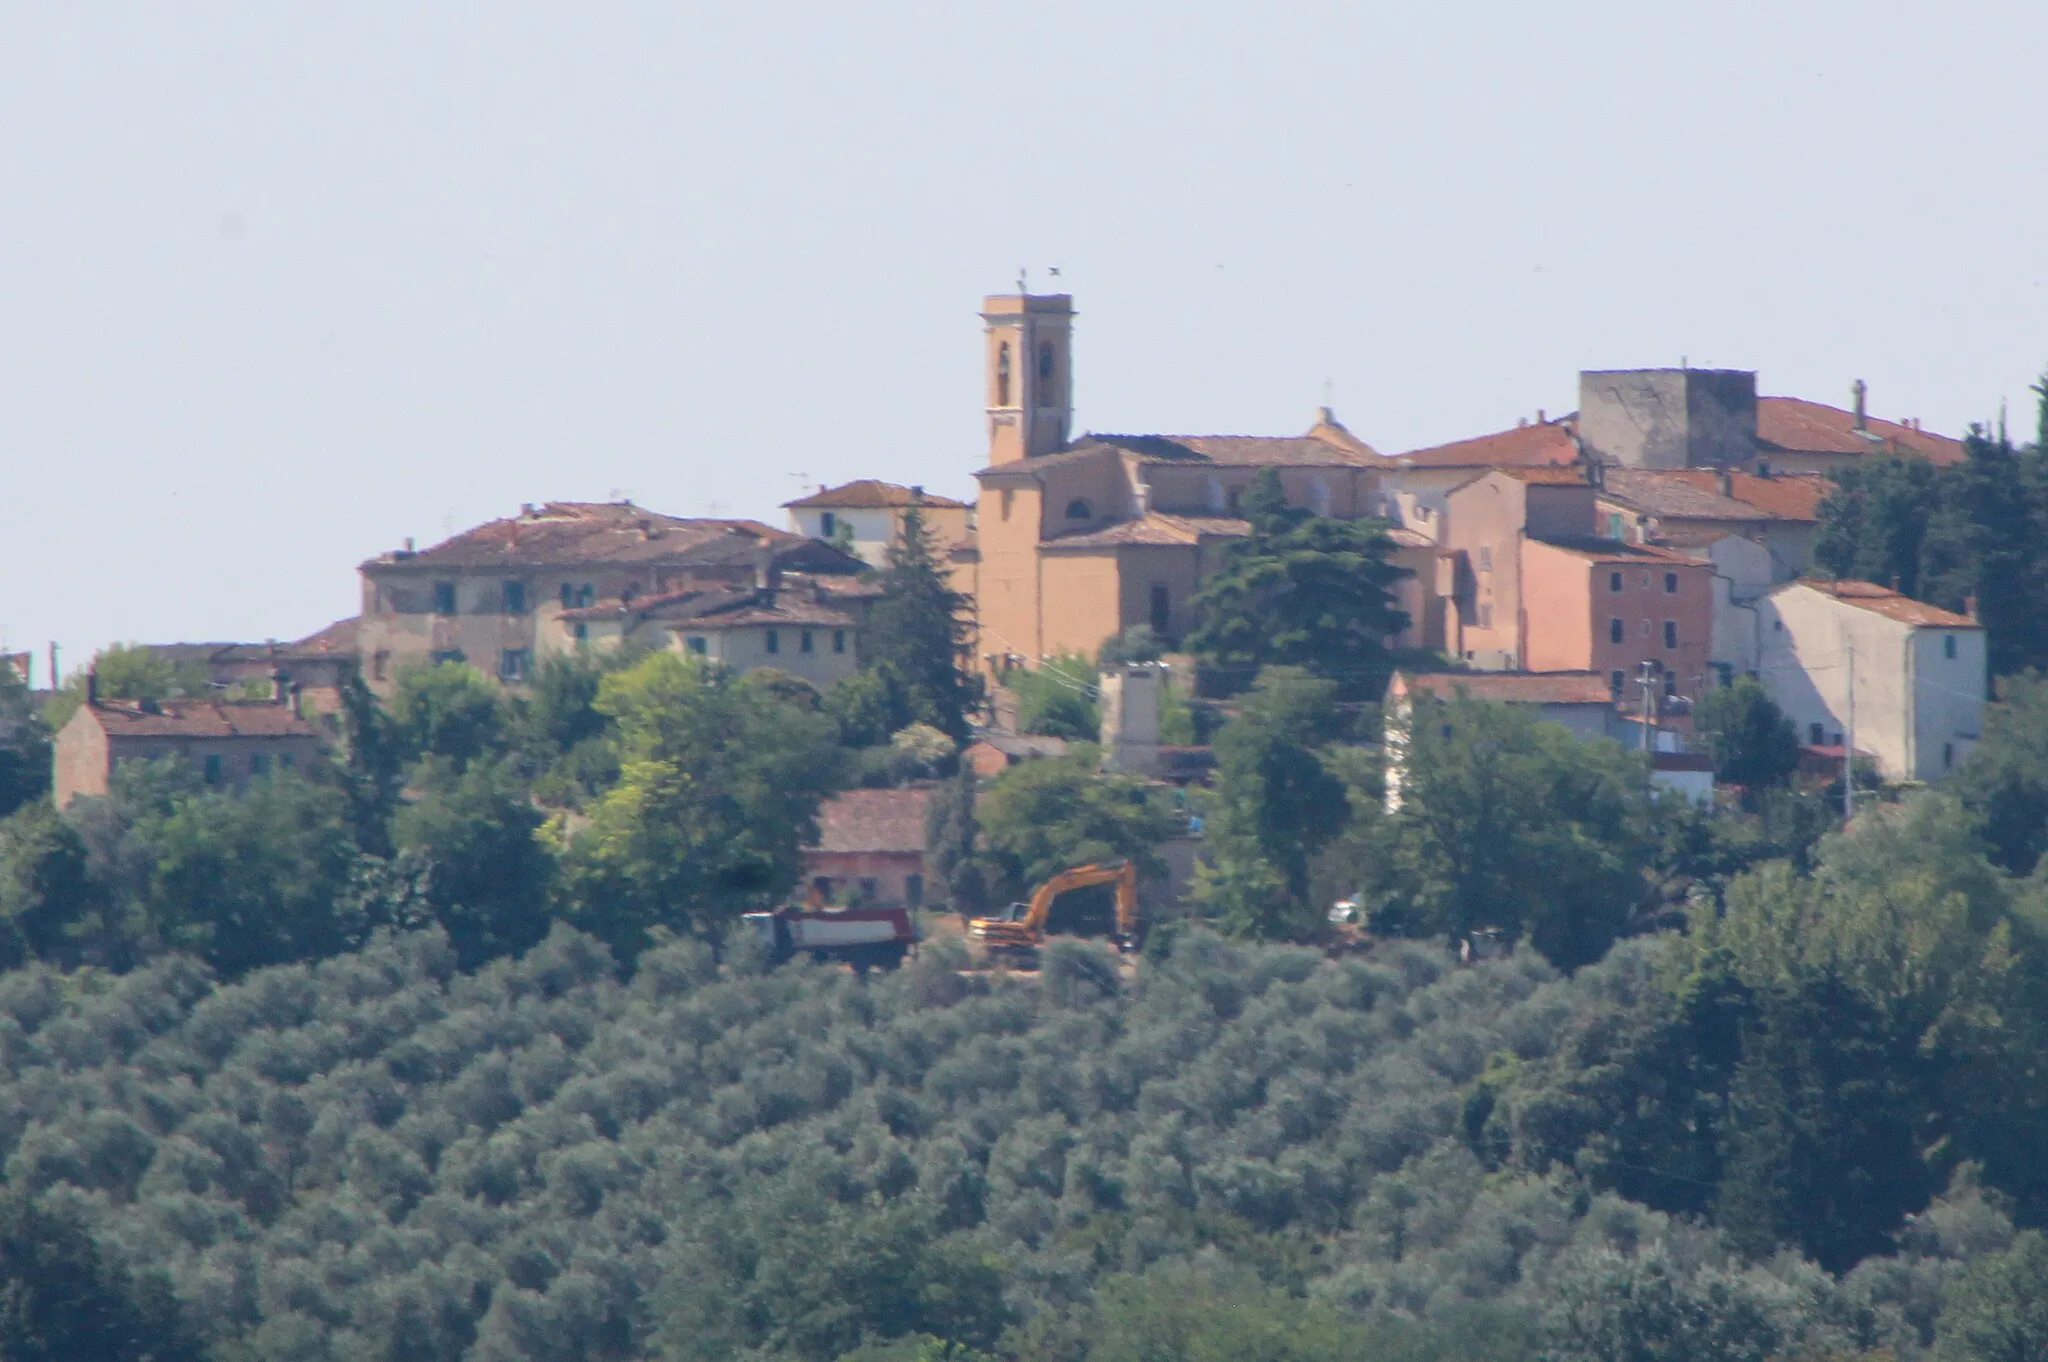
1066, 498, 1092, 521
995, 343, 1011, 406
1038, 341, 1055, 389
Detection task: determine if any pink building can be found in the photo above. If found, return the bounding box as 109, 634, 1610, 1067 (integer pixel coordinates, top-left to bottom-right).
801, 786, 933, 908
1521, 538, 1715, 702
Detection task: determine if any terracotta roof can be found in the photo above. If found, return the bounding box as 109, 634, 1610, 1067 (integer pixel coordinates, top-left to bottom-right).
87, 699, 322, 740
1758, 397, 1964, 465
807, 787, 931, 855
1782, 578, 1981, 628
1600, 469, 1825, 523
362, 502, 822, 571
1043, 512, 1252, 550
672, 599, 857, 630
1530, 537, 1709, 566
1395, 670, 1614, 706
1393, 421, 1581, 469
783, 479, 969, 510
287, 617, 362, 657
1383, 525, 1437, 550
975, 423, 1378, 478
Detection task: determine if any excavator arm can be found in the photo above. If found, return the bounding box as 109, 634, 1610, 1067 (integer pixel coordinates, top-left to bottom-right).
971, 860, 1141, 951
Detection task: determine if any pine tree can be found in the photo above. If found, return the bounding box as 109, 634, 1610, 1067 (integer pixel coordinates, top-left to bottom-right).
862, 503, 982, 740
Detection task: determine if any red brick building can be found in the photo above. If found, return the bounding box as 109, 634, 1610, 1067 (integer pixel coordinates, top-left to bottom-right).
800, 786, 933, 908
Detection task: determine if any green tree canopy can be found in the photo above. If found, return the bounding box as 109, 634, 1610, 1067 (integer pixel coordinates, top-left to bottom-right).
1185, 468, 1410, 699
1372, 694, 1659, 969
0, 661, 51, 818
393, 756, 556, 969
556, 653, 844, 958
1953, 670, 2048, 874
1009, 651, 1098, 740
1196, 667, 1350, 940
977, 749, 1173, 906
389, 660, 508, 770
1939, 1229, 2048, 1362
861, 503, 981, 740
1693, 677, 1799, 789
0, 1189, 204, 1362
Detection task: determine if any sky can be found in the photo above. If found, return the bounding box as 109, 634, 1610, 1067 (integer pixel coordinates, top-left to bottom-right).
3, 2, 2046, 679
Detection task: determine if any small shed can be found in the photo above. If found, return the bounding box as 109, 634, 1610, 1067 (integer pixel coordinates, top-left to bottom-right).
801, 786, 933, 908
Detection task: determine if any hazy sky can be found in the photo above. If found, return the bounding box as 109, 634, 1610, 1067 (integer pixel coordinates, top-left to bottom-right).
4, 3, 2045, 678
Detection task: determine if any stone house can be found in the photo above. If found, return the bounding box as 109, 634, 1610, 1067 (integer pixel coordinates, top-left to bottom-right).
550, 578, 863, 689
1520, 538, 1717, 701
784, 480, 972, 569
1595, 467, 1825, 583
1755, 579, 1985, 782
352, 501, 863, 693
55, 678, 324, 807
801, 786, 933, 908
961, 292, 1389, 670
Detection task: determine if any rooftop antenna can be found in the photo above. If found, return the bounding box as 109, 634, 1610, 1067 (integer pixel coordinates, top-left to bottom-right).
1017, 266, 1028, 293
1047, 265, 1061, 279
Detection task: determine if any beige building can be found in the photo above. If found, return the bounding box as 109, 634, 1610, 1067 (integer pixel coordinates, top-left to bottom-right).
55, 680, 324, 807
1756, 579, 1985, 781
549, 576, 863, 689
353, 501, 863, 692
964, 292, 1392, 669
784, 480, 971, 569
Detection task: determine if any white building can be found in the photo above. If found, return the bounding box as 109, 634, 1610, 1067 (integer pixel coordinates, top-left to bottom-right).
1756, 579, 1984, 782
782, 480, 972, 569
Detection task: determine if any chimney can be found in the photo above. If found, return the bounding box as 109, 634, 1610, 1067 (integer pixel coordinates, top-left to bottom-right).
403, 536, 415, 553
272, 669, 290, 703
521, 502, 535, 517
753, 542, 779, 595
1966, 594, 1979, 621
1717, 466, 1733, 498
86, 669, 98, 705
1852, 379, 1868, 431
1536, 409, 1546, 424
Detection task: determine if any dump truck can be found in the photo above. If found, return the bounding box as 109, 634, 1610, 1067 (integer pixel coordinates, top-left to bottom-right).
968, 859, 1141, 955
743, 905, 918, 972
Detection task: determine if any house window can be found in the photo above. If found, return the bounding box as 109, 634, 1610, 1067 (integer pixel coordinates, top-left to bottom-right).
1477, 603, 1493, 629
1066, 499, 1092, 521
433, 581, 457, 615
1639, 570, 1652, 589
1226, 485, 1243, 514
560, 582, 575, 608
499, 649, 530, 681
578, 584, 596, 607
1477, 546, 1492, 571
906, 874, 924, 908
1944, 634, 1957, 659
1607, 512, 1624, 540
1773, 618, 1784, 632
1206, 477, 1226, 512
996, 342, 1011, 406
430, 649, 465, 666
1610, 670, 1625, 694
1610, 618, 1625, 644
372, 651, 390, 682
1663, 621, 1678, 649
800, 630, 814, 653
204, 754, 223, 785
503, 581, 526, 614
765, 630, 780, 654
1037, 341, 1055, 388
858, 876, 880, 903
685, 635, 707, 655
280, 753, 295, 770
1663, 671, 1677, 698
820, 511, 836, 538
1150, 584, 1171, 635
573, 622, 589, 641
1809, 722, 1825, 746
1609, 571, 1624, 593
832, 629, 846, 654
250, 753, 269, 776
1664, 572, 1678, 594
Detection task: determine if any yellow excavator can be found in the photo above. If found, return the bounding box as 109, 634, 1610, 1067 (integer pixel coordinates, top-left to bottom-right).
968, 860, 1141, 954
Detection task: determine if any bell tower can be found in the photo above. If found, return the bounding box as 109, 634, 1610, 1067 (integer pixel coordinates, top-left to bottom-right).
982, 292, 1073, 465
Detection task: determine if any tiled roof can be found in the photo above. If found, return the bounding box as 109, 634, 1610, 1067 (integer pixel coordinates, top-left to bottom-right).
1600, 469, 1825, 523
1532, 536, 1710, 566
807, 786, 931, 855
1783, 579, 1981, 628
1043, 512, 1252, 550
784, 479, 970, 510
1758, 397, 1964, 465
286, 618, 362, 657
1499, 466, 1594, 485
1383, 525, 1438, 549
975, 423, 1378, 479
673, 600, 857, 630
88, 699, 322, 740
362, 502, 817, 571
1393, 421, 1581, 469
1395, 670, 1614, 706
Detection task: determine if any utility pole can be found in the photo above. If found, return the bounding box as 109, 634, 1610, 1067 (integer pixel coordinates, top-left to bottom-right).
1638, 660, 1658, 753
47, 642, 57, 693
1843, 640, 1856, 821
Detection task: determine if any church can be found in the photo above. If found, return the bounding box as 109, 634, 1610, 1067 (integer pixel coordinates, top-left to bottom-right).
954, 292, 1431, 671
